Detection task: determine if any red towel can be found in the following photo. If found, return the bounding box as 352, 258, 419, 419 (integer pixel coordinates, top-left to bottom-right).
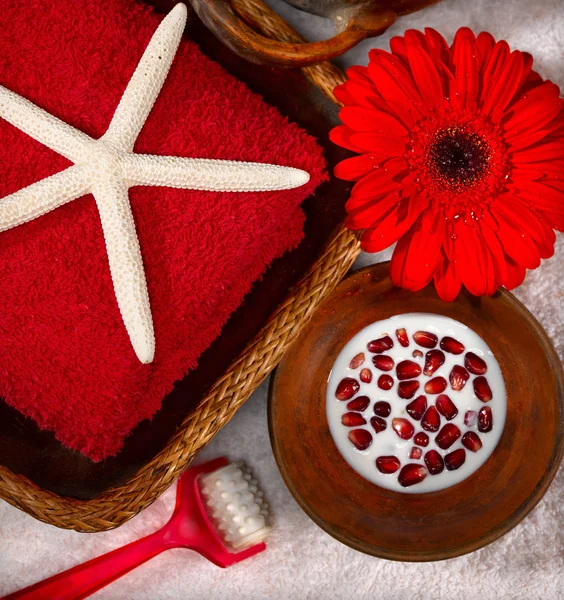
0, 0, 326, 460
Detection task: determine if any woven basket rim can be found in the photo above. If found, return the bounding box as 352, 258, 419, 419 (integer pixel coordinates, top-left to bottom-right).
0, 0, 359, 533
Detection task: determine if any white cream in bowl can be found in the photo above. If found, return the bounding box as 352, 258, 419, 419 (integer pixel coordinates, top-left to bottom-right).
326, 313, 506, 493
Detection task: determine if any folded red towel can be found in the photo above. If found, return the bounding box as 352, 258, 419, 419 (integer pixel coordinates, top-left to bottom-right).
0, 0, 326, 460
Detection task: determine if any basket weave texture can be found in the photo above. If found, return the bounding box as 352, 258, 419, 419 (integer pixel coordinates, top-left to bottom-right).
0, 0, 360, 532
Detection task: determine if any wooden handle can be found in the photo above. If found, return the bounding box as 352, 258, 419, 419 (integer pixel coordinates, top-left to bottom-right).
188, 0, 397, 67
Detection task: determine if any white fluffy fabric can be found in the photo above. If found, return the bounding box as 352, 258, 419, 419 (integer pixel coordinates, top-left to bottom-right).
1, 0, 562, 597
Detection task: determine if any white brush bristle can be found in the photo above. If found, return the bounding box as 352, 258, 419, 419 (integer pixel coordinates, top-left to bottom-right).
199, 462, 270, 550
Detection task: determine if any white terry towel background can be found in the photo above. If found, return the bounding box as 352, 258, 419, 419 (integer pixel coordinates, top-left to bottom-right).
1, 0, 563, 597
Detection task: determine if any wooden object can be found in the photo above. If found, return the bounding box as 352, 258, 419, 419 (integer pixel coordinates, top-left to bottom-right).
190, 0, 442, 67
269, 263, 564, 560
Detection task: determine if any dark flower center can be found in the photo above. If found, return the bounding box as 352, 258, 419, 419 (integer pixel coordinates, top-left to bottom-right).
428, 128, 490, 190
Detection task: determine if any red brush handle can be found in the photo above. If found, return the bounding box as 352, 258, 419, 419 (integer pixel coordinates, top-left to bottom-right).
3, 459, 267, 600
3, 529, 172, 600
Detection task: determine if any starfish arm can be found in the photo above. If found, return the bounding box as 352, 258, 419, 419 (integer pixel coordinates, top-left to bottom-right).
101, 4, 187, 153
121, 155, 310, 192
0, 166, 90, 233
92, 177, 155, 364
0, 86, 94, 163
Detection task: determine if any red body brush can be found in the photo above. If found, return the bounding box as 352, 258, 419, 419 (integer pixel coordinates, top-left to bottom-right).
4, 458, 269, 600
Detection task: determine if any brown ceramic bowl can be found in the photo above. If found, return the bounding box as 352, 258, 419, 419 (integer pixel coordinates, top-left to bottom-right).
268, 262, 564, 561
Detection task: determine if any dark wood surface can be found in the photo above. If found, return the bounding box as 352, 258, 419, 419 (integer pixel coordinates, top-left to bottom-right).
0, 4, 352, 500
269, 263, 564, 561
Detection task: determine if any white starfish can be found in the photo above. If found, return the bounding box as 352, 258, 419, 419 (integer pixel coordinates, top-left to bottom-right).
0, 3, 309, 364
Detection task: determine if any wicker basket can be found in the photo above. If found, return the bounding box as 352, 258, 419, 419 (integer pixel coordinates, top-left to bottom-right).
0, 0, 360, 532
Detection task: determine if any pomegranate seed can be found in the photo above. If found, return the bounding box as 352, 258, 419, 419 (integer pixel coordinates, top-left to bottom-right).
449, 365, 470, 391
423, 349, 445, 376
435, 423, 461, 449
367, 336, 394, 353
465, 352, 488, 375
398, 380, 420, 399
372, 355, 394, 372
335, 377, 359, 400
392, 418, 415, 440
347, 396, 370, 412
462, 431, 483, 452
377, 374, 394, 390
406, 395, 427, 420
412, 349, 423, 358
396, 360, 422, 380
414, 431, 429, 447
359, 368, 372, 383
464, 410, 478, 427
376, 455, 401, 474
410, 447, 422, 459
371, 416, 387, 434
435, 394, 458, 420
413, 331, 438, 349
478, 406, 493, 432
424, 450, 444, 475
373, 401, 391, 417
349, 352, 365, 369
440, 336, 465, 355
398, 464, 427, 487
341, 412, 367, 427
395, 328, 409, 347
421, 406, 441, 432
424, 376, 447, 394
445, 448, 466, 471
348, 429, 373, 450
473, 376, 493, 402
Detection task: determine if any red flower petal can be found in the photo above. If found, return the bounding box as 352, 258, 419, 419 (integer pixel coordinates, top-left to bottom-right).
329, 125, 364, 152
333, 82, 356, 106
363, 192, 427, 253
481, 47, 524, 121
453, 223, 491, 296
510, 167, 546, 182
350, 131, 407, 155
482, 239, 498, 295
335, 80, 390, 111
503, 82, 561, 140
346, 65, 372, 82
508, 127, 558, 153
340, 106, 408, 136
368, 50, 426, 126
493, 194, 555, 247
512, 138, 564, 164
549, 112, 564, 137
334, 154, 383, 181
424, 28, 451, 65
504, 257, 526, 290
390, 35, 408, 62
434, 257, 462, 301
450, 28, 479, 109
476, 31, 495, 65
480, 39, 510, 101
390, 208, 445, 290
491, 208, 541, 269
406, 43, 444, 110
511, 179, 564, 221
404, 29, 428, 48
479, 222, 508, 285
348, 158, 407, 201
543, 176, 564, 191
346, 193, 403, 229
518, 52, 534, 89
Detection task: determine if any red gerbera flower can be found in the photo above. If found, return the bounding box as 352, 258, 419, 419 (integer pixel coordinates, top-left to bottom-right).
331, 27, 564, 301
